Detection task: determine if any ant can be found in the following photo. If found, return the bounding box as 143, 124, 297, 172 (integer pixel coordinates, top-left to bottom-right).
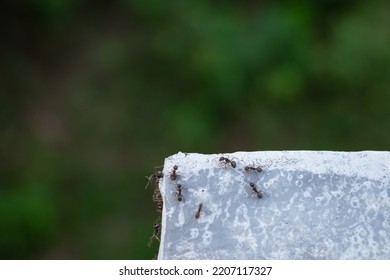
219, 156, 237, 168
244, 165, 262, 173
152, 186, 162, 203
152, 187, 163, 212
195, 203, 203, 219
175, 183, 184, 202
156, 201, 163, 213
145, 170, 164, 189
147, 221, 161, 247
170, 165, 178, 180
249, 182, 264, 199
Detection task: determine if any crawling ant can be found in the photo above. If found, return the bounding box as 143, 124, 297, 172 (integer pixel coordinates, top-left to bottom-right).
152, 187, 163, 212
219, 156, 237, 168
170, 165, 178, 180
195, 203, 203, 219
175, 183, 184, 202
147, 221, 161, 247
145, 170, 164, 189
152, 186, 162, 202
156, 201, 163, 212
249, 182, 264, 199
244, 165, 263, 173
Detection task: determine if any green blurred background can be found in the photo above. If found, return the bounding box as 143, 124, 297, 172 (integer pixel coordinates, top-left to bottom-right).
1, 0, 390, 259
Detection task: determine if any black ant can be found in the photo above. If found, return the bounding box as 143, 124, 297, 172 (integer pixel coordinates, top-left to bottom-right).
156, 201, 163, 213
175, 183, 184, 202
195, 203, 203, 219
152, 187, 163, 211
249, 182, 264, 199
152, 186, 162, 202
145, 170, 164, 189
147, 221, 161, 247
170, 165, 178, 180
219, 156, 237, 168
244, 165, 263, 173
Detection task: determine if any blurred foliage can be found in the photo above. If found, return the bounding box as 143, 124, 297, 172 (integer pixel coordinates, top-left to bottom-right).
1, 0, 390, 259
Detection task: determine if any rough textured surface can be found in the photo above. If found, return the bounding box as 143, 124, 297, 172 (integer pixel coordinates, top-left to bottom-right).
157, 151, 390, 260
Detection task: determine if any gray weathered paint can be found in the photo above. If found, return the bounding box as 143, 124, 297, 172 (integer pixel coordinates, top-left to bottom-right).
157, 151, 390, 259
